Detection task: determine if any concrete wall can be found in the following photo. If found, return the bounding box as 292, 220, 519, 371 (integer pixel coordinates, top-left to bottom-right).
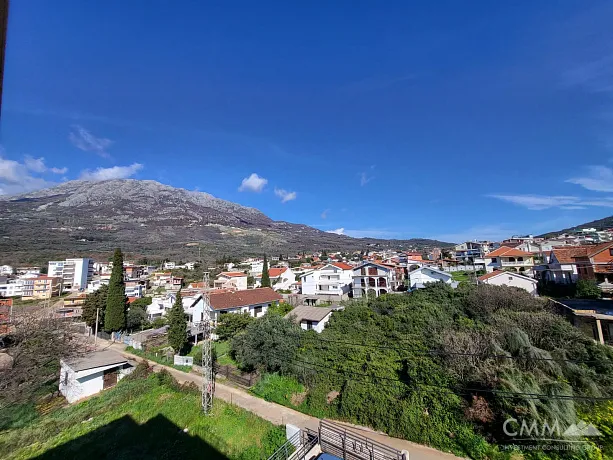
59, 361, 133, 403
482, 274, 538, 296
299, 314, 331, 333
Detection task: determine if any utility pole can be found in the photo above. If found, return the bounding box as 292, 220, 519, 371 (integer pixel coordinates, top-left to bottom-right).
94, 308, 99, 349
201, 271, 214, 414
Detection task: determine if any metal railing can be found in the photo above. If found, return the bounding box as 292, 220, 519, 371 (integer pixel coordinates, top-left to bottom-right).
267, 431, 300, 460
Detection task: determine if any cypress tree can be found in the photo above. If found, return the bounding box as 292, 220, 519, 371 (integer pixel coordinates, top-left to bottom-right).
260, 254, 271, 288
104, 248, 127, 332
168, 291, 187, 354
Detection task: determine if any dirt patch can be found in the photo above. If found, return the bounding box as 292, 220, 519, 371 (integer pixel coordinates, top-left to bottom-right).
326, 390, 340, 404
291, 392, 307, 406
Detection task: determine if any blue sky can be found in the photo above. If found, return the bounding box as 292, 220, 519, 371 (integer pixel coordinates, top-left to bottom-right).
1, 1, 613, 242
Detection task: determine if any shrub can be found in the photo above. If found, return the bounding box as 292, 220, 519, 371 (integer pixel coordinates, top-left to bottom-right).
576, 279, 602, 299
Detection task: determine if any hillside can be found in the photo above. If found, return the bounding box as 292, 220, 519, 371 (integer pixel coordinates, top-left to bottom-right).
0, 179, 451, 264
539, 214, 613, 238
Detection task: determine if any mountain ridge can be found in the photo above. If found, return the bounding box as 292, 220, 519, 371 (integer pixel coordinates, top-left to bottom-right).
538, 214, 613, 238
0, 179, 451, 264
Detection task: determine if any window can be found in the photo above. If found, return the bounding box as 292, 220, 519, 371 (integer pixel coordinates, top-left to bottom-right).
368, 267, 377, 276
63, 372, 68, 386
254, 306, 263, 316
305, 320, 313, 330
610, 249, 613, 256
508, 276, 513, 281
491, 258, 497, 263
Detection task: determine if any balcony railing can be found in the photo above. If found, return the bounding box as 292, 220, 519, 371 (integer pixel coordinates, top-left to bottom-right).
501, 260, 533, 266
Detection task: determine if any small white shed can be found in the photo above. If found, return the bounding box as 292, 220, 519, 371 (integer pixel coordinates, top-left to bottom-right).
408, 266, 454, 289
59, 350, 135, 403
286, 306, 334, 333
477, 270, 538, 296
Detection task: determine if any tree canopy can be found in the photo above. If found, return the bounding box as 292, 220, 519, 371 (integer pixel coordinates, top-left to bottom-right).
82, 285, 108, 330
260, 255, 271, 288
167, 292, 187, 354
104, 248, 127, 332
216, 312, 254, 341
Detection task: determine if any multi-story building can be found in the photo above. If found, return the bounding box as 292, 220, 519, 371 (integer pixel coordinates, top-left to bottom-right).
0, 265, 13, 275
352, 262, 398, 298
484, 247, 535, 276
22, 276, 62, 300
255, 267, 297, 291
48, 258, 94, 292
214, 272, 248, 291
0, 279, 24, 297
300, 263, 353, 297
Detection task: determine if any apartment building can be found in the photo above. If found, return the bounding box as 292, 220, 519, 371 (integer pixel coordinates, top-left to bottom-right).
0, 279, 23, 297
300, 263, 353, 296
22, 276, 62, 300
48, 258, 94, 292
352, 262, 398, 298
214, 272, 248, 291
484, 247, 535, 276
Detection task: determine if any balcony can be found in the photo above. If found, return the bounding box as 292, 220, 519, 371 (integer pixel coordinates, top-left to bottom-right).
501, 260, 533, 266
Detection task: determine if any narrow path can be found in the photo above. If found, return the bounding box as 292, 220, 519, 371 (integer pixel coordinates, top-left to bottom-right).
106, 342, 463, 460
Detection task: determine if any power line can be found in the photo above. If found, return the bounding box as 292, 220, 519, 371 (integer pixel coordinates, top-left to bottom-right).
300, 335, 610, 365
280, 354, 613, 401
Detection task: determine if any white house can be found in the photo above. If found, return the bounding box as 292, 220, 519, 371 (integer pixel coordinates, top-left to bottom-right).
189, 288, 283, 325
286, 306, 334, 333
125, 284, 145, 298
256, 267, 296, 291
300, 263, 353, 296
214, 272, 248, 291
478, 270, 538, 296
407, 266, 454, 289
0, 265, 13, 275
59, 350, 135, 403
484, 247, 535, 276
0, 279, 23, 297
163, 262, 176, 270
352, 262, 398, 298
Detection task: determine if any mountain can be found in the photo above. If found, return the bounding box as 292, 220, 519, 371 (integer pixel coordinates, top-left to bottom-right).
539, 215, 613, 238
0, 179, 451, 264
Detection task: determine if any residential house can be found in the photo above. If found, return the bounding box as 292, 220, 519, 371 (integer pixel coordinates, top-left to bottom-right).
15, 267, 41, 276
484, 247, 535, 276
477, 270, 538, 296
163, 262, 176, 270
184, 262, 196, 270
146, 295, 174, 319
407, 266, 455, 289
125, 282, 145, 298
0, 265, 13, 275
86, 277, 109, 293
300, 263, 353, 297
22, 276, 62, 299
285, 306, 335, 333
169, 277, 183, 291
190, 288, 283, 325
255, 267, 296, 291
151, 272, 173, 287
124, 265, 144, 279
214, 272, 248, 291
0, 278, 23, 298
554, 299, 613, 345
538, 246, 591, 284
48, 258, 94, 292
63, 292, 87, 307
352, 262, 398, 298
59, 350, 135, 403
573, 242, 613, 288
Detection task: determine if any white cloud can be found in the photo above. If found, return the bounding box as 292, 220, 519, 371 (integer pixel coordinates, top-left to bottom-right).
79, 163, 143, 181
238, 173, 268, 192
321, 209, 330, 219
24, 156, 47, 173
50, 167, 68, 174
360, 172, 373, 186
274, 188, 297, 203
489, 193, 613, 210
326, 228, 345, 235
0, 155, 56, 195
69, 125, 113, 158
567, 166, 613, 192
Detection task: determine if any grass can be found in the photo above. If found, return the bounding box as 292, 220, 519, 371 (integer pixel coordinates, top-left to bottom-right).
0, 371, 285, 459
214, 341, 237, 367
451, 271, 472, 282
125, 346, 193, 373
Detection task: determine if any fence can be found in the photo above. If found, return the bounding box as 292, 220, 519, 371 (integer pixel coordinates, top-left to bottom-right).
216, 364, 259, 387
318, 420, 407, 460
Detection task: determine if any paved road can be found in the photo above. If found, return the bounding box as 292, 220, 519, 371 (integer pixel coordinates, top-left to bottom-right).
104, 342, 463, 460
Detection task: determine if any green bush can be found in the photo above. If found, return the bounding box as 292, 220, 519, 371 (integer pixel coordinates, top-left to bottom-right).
576, 279, 602, 299
251, 373, 304, 406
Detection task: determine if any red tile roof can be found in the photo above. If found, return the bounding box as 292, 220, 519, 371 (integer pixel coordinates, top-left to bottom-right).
332, 262, 353, 270
208, 288, 283, 311
587, 242, 613, 257
188, 281, 206, 288
551, 247, 588, 264
219, 272, 247, 278
478, 270, 505, 281
486, 247, 533, 258
266, 268, 288, 278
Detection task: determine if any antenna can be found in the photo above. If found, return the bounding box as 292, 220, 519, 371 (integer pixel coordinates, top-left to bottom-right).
201, 271, 214, 413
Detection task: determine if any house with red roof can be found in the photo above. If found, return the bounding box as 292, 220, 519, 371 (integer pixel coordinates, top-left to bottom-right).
255, 267, 297, 291
478, 270, 538, 296
539, 243, 613, 289
300, 263, 354, 297
187, 288, 283, 324
214, 271, 248, 291
484, 246, 535, 276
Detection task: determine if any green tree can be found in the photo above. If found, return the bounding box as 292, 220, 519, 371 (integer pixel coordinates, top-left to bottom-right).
82, 285, 108, 329
247, 275, 255, 287
576, 279, 602, 299
104, 248, 127, 332
167, 291, 187, 354
268, 301, 293, 316
216, 312, 254, 341
260, 255, 271, 288
127, 304, 148, 331
231, 313, 301, 373
130, 296, 152, 310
